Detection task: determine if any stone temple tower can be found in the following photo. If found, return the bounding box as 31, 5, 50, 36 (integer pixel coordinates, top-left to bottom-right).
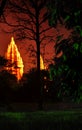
5, 37, 24, 80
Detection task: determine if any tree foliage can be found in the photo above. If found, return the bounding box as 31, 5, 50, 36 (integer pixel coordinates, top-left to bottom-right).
18, 68, 49, 102
48, 0, 82, 29
48, 0, 82, 102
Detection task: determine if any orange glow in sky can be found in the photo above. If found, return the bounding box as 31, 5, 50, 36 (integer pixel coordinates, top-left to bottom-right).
0, 23, 71, 73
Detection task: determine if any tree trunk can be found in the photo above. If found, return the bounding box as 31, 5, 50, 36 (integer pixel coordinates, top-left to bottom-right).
36, 7, 43, 109
36, 43, 43, 110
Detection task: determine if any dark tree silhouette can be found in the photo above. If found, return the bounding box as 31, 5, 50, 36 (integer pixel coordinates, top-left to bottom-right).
2, 0, 54, 109
18, 68, 49, 102
48, 0, 82, 29
48, 0, 82, 102
0, 55, 8, 66
0, 0, 72, 104
0, 0, 7, 16
0, 55, 18, 110
0, 70, 17, 111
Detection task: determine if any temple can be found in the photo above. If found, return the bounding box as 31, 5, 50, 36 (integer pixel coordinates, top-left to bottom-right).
5, 37, 24, 80
5, 36, 46, 80
40, 55, 45, 70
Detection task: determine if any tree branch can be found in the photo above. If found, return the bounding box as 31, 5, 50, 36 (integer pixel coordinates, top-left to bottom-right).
40, 27, 52, 34
40, 34, 54, 43
40, 13, 49, 25
0, 0, 7, 16
8, 0, 36, 18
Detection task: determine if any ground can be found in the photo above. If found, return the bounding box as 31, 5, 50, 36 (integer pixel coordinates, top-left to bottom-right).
0, 107, 82, 130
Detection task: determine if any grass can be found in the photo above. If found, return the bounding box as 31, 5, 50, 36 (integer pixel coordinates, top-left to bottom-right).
0, 110, 82, 130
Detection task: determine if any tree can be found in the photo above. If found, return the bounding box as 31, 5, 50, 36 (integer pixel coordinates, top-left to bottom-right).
0, 55, 19, 107
0, 69, 17, 110
0, 55, 19, 110
2, 0, 53, 109
18, 68, 49, 102
47, 0, 82, 102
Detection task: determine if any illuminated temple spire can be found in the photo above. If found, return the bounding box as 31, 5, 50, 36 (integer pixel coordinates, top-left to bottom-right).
5, 37, 24, 80
40, 55, 45, 70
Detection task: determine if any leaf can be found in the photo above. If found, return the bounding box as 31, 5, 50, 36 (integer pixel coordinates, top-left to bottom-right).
75, 26, 82, 37
56, 35, 63, 42
74, 10, 80, 16
73, 43, 79, 50
63, 55, 67, 61
80, 85, 82, 90
80, 42, 82, 53
64, 15, 70, 22
80, 29, 82, 37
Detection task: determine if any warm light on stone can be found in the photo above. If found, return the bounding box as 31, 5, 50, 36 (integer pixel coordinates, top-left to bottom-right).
5, 37, 24, 80
40, 55, 45, 70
